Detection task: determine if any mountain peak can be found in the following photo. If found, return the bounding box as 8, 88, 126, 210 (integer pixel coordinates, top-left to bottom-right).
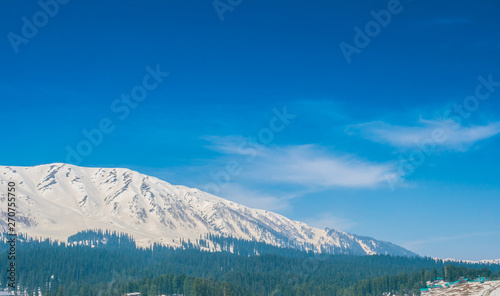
0, 163, 417, 257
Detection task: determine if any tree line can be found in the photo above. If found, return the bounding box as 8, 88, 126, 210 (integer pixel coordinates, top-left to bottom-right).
1, 231, 498, 296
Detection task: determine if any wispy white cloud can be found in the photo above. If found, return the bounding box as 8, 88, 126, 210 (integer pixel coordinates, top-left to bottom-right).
202, 135, 264, 155
215, 184, 293, 213
303, 212, 357, 232
249, 145, 392, 188
403, 231, 500, 250
204, 136, 393, 189
348, 120, 500, 151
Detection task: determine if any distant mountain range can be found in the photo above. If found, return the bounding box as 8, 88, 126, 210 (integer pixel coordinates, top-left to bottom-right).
0, 163, 417, 256
440, 258, 500, 265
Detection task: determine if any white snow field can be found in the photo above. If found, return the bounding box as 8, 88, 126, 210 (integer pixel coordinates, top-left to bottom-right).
0, 163, 416, 256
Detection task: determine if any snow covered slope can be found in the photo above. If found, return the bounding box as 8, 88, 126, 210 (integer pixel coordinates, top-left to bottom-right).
440, 258, 500, 265
0, 163, 416, 256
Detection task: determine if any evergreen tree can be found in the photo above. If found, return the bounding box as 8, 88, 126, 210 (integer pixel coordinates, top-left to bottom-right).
56, 287, 64, 296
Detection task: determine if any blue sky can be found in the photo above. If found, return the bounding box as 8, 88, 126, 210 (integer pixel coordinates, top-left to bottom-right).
1, 0, 500, 260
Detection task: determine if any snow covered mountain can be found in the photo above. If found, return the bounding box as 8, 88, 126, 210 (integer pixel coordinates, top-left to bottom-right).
440, 258, 500, 265
0, 163, 416, 256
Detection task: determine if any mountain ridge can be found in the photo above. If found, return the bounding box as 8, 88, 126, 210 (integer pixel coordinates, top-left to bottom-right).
439, 258, 500, 265
0, 163, 417, 256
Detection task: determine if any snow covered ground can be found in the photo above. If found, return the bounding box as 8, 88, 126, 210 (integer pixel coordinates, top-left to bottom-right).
422, 280, 500, 296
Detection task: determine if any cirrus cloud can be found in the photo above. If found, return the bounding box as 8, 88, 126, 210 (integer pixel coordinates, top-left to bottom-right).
348, 119, 500, 151
205, 136, 394, 189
